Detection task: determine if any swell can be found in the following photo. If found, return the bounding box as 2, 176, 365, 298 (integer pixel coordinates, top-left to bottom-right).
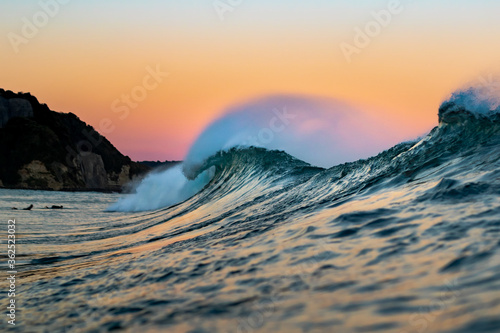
109, 86, 500, 213
190, 105, 500, 211
18, 86, 500, 332
128, 109, 499, 261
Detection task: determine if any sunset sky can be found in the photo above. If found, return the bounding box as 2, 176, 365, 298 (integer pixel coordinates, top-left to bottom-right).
1, 0, 499, 161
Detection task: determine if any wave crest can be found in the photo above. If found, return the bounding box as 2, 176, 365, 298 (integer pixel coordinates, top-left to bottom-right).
439, 84, 500, 125
109, 87, 500, 212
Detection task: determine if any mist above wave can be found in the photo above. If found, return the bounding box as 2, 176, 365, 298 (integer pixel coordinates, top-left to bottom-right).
183, 95, 401, 179
108, 83, 500, 212
439, 82, 500, 124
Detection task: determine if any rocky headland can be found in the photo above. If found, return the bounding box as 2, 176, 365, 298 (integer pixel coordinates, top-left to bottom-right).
0, 89, 153, 192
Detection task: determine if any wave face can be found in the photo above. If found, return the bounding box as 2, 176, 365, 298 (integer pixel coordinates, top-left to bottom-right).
110, 95, 405, 212
14, 86, 500, 332
178, 85, 500, 223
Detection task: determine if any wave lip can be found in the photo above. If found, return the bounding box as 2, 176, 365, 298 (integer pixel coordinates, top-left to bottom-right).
439, 86, 500, 125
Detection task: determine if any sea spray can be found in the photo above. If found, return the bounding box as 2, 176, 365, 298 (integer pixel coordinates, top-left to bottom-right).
17, 83, 500, 332
107, 164, 215, 212
439, 84, 500, 124
182, 95, 403, 178
110, 95, 405, 212
109, 85, 500, 213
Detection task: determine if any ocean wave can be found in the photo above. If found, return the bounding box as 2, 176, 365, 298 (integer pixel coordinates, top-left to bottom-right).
109, 87, 500, 212
15, 85, 500, 333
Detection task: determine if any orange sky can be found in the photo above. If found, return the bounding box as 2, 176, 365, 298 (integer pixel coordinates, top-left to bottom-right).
1, 0, 499, 161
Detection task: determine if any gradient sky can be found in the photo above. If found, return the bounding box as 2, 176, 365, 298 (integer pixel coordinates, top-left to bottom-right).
1, 0, 499, 161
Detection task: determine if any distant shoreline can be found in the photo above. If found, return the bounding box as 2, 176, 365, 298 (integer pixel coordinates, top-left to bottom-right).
0, 160, 182, 193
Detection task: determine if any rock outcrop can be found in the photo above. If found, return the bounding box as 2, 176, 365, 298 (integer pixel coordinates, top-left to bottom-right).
77, 153, 108, 189
17, 160, 62, 190
0, 89, 150, 191
0, 96, 34, 128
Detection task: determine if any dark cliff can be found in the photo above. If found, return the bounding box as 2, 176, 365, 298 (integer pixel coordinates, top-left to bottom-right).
0, 89, 150, 191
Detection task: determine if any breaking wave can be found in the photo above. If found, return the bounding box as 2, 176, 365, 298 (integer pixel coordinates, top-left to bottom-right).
109, 87, 500, 212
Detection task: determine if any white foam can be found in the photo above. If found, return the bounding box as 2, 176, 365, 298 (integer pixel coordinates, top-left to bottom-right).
443, 84, 500, 119
107, 164, 214, 212
109, 95, 407, 212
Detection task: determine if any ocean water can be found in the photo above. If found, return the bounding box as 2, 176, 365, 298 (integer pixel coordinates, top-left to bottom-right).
1, 89, 500, 332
